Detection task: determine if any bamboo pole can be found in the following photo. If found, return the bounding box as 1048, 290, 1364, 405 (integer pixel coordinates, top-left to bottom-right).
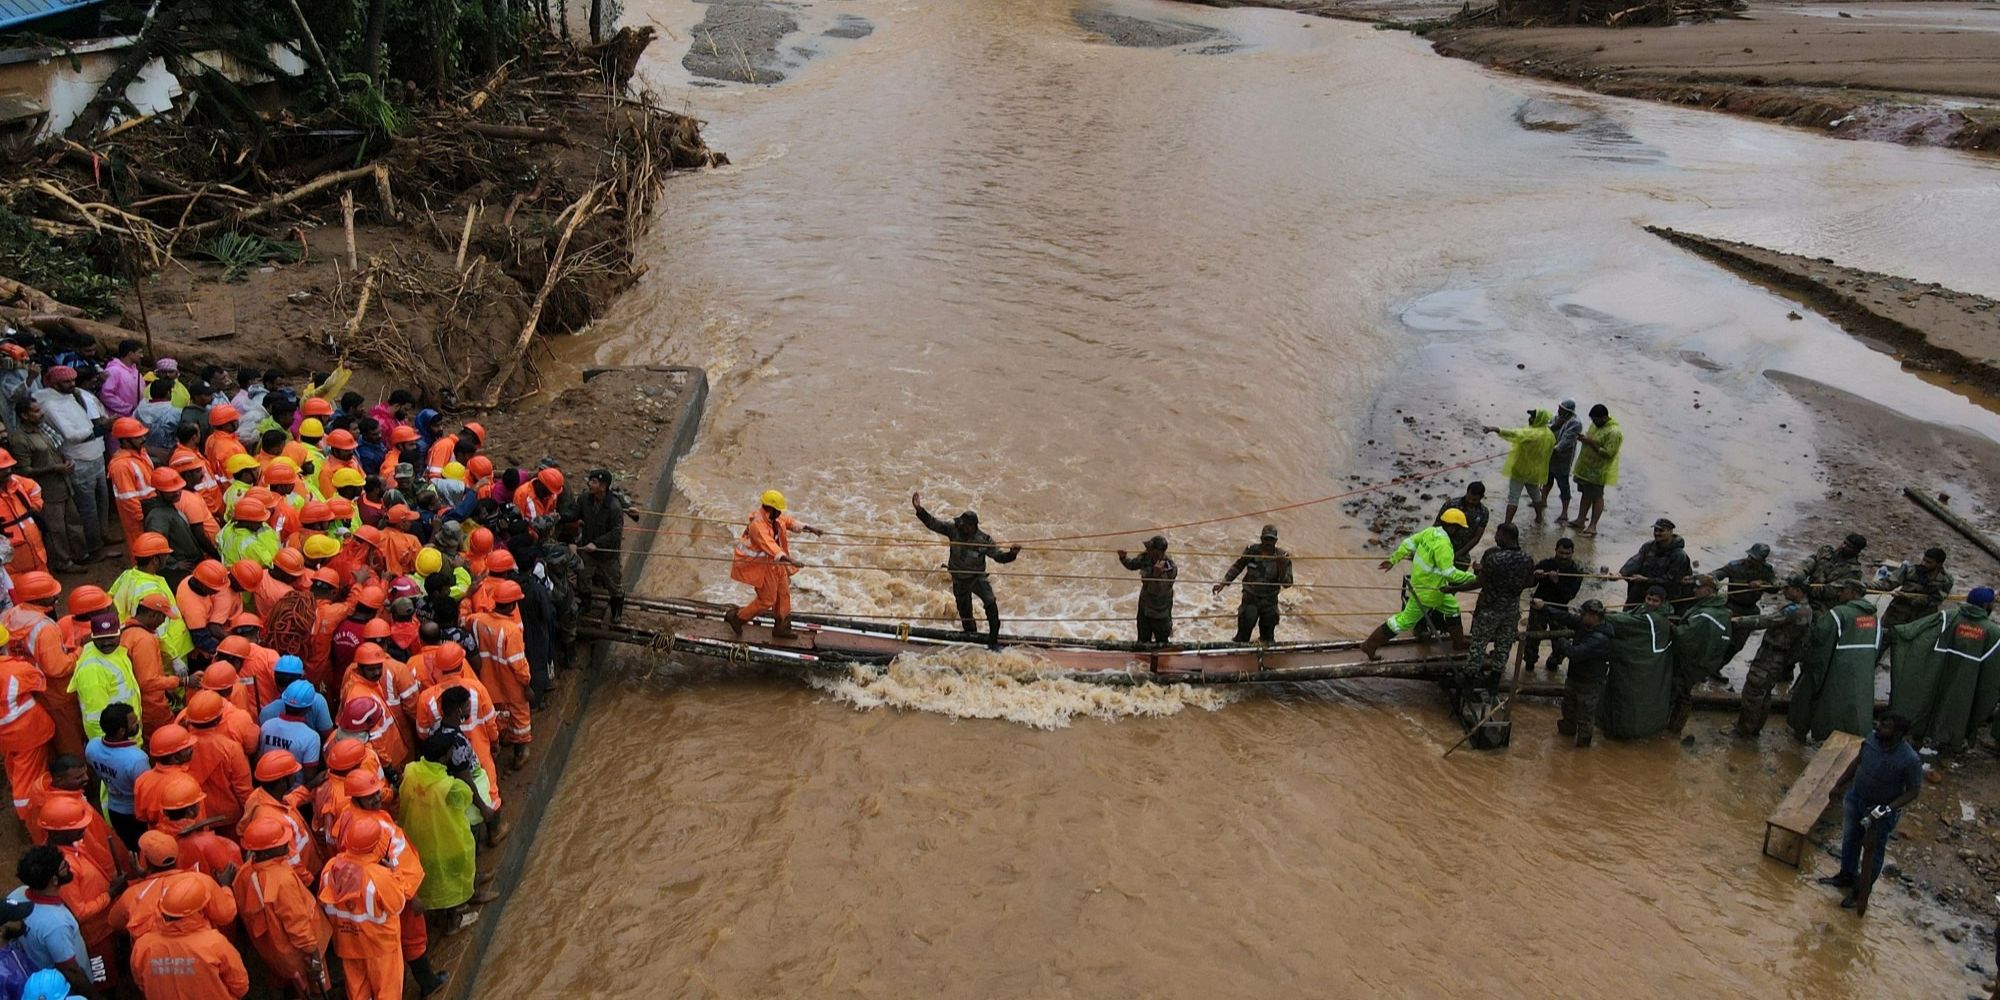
1903, 488, 2000, 563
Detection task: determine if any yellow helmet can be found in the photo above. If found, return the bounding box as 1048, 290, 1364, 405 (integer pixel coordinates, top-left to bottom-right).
299, 418, 325, 438
0, 624, 10, 647
441, 462, 466, 481
415, 547, 443, 576
1438, 508, 1468, 528
224, 454, 259, 476
331, 468, 367, 489
759, 489, 786, 512
302, 534, 341, 560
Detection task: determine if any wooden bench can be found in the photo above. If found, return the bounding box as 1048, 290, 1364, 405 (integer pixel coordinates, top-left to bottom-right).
1762, 730, 1864, 867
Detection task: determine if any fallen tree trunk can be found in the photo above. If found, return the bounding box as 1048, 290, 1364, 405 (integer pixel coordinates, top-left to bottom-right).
462, 122, 567, 143
64, 0, 194, 140
479, 183, 603, 406
0, 277, 81, 316
182, 163, 380, 237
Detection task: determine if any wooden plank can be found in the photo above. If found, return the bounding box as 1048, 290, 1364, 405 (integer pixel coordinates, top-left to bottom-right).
1762, 730, 1863, 866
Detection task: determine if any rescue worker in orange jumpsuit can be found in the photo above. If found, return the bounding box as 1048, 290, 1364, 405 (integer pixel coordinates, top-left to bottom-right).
319, 815, 409, 1000
331, 772, 446, 997
133, 725, 204, 830
5, 571, 83, 756
128, 877, 251, 999
0, 622, 55, 820
40, 795, 126, 986
178, 559, 238, 661
511, 467, 564, 522
240, 749, 321, 879
381, 426, 423, 483
0, 448, 48, 573
108, 416, 156, 561
319, 430, 362, 498
377, 506, 423, 576
340, 660, 414, 768
413, 644, 499, 809
725, 490, 823, 639
168, 456, 222, 545
236, 814, 331, 996
108, 830, 236, 945
471, 582, 533, 769
158, 776, 242, 878
203, 405, 248, 478
123, 592, 182, 737
182, 691, 253, 826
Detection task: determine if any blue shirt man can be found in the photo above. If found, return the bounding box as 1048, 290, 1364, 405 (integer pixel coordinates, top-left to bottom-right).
1818, 713, 1924, 909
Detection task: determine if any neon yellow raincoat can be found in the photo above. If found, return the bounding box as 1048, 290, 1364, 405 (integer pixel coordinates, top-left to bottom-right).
1385, 526, 1476, 633
397, 760, 476, 909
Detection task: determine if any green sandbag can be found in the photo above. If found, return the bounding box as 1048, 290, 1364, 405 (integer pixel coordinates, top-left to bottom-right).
1599, 608, 1676, 739
1673, 595, 1732, 687
1788, 597, 1880, 741
1888, 605, 2000, 751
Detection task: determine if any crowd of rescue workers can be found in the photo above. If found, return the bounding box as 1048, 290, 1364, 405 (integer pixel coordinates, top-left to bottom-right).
0, 338, 629, 999
0, 335, 1992, 998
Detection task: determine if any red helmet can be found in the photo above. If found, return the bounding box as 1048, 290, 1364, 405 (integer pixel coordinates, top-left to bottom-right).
340, 695, 384, 730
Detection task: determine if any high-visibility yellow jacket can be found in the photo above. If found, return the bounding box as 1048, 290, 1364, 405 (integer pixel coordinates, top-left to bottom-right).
1391, 526, 1475, 595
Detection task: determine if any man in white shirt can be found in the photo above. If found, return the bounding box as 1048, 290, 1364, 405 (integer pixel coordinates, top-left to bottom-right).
31, 365, 108, 557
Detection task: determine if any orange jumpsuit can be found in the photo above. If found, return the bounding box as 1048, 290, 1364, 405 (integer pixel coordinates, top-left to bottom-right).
203, 431, 246, 480
236, 854, 330, 992
170, 444, 226, 517
0, 653, 54, 819
471, 613, 531, 745
319, 845, 408, 1000
176, 489, 220, 545
252, 573, 295, 621
134, 763, 204, 829
731, 507, 801, 621
311, 774, 356, 860
129, 913, 250, 1000
176, 580, 239, 642
0, 475, 47, 573
108, 446, 157, 559
240, 786, 322, 878
339, 674, 414, 769
55, 840, 119, 984
308, 600, 355, 689
240, 644, 282, 713
174, 824, 244, 878
122, 621, 181, 738
423, 436, 459, 479
3, 604, 82, 756
41, 788, 130, 879
330, 807, 427, 964
414, 675, 500, 808
188, 724, 253, 826
511, 481, 553, 521
110, 869, 237, 942
318, 455, 360, 499
375, 528, 421, 578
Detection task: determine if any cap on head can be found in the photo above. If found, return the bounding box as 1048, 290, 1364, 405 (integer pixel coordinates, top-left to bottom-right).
1579, 599, 1606, 615
492, 579, 525, 604
89, 613, 120, 639
1844, 533, 1868, 553
1145, 535, 1168, 551
1967, 586, 1994, 608
216, 635, 251, 659
1748, 542, 1771, 560
416, 547, 443, 575
1652, 518, 1675, 531
1589, 404, 1609, 419
1559, 399, 1576, 411
1260, 524, 1279, 540
137, 831, 177, 868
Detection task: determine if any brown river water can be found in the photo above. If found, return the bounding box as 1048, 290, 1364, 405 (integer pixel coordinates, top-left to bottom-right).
489, 0, 2000, 995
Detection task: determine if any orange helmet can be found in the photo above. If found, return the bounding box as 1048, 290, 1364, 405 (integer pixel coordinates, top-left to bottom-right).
37, 796, 91, 832
469, 527, 494, 555
340, 814, 386, 854
253, 749, 301, 783
388, 504, 418, 525
262, 462, 298, 486
149, 467, 184, 492
328, 499, 355, 519
232, 498, 268, 523
485, 550, 516, 573
491, 579, 525, 604
160, 878, 209, 919
352, 642, 387, 666
139, 592, 173, 616
325, 429, 357, 450
199, 662, 240, 691
66, 585, 111, 617
354, 586, 386, 609
10, 571, 60, 604
389, 426, 420, 445
241, 815, 290, 852
192, 560, 229, 590
228, 611, 261, 632
159, 773, 204, 811
216, 635, 252, 659
209, 404, 240, 425
149, 724, 195, 757
352, 525, 380, 547
536, 467, 565, 492
273, 548, 306, 575
130, 532, 172, 558
430, 642, 466, 674
343, 769, 385, 798
0, 450, 14, 471
326, 739, 367, 772
169, 452, 206, 473
462, 421, 486, 444
467, 456, 493, 480
361, 619, 392, 640
111, 416, 147, 439
302, 397, 334, 418
184, 689, 225, 724
230, 559, 264, 590
299, 501, 332, 524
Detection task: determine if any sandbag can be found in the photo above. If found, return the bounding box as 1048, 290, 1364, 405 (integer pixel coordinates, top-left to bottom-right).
1599, 609, 1675, 739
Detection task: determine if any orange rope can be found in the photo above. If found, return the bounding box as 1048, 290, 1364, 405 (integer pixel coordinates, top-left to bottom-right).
603, 546, 1404, 591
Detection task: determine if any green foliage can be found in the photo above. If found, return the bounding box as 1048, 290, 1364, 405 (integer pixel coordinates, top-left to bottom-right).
340, 73, 409, 135
0, 207, 123, 316
194, 231, 303, 282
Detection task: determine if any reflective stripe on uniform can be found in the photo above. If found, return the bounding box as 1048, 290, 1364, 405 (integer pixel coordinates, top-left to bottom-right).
0, 675, 35, 725
323, 879, 388, 925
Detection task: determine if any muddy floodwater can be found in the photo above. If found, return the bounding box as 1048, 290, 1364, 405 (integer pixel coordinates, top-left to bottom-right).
491, 0, 2000, 995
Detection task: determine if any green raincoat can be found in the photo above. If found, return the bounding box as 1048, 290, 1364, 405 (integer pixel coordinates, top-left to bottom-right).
1788, 597, 1881, 740
1496, 409, 1556, 487
1672, 594, 1733, 689
1599, 607, 1675, 738
1572, 416, 1623, 488
1887, 604, 2000, 751
397, 761, 477, 909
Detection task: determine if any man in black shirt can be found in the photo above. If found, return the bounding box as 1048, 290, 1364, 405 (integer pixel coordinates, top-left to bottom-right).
913, 492, 1021, 650
1437, 482, 1489, 570
1213, 524, 1294, 643
1534, 596, 1615, 747
1525, 537, 1582, 671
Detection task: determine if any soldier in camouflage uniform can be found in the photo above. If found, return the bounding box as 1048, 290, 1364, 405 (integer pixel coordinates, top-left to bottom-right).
1458, 523, 1537, 683
1533, 597, 1614, 747
1799, 533, 1867, 610
1877, 546, 1952, 665
540, 518, 587, 672
1732, 576, 1813, 737
1711, 542, 1777, 667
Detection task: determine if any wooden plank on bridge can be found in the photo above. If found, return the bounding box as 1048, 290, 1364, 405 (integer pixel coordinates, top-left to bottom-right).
1762, 730, 1863, 867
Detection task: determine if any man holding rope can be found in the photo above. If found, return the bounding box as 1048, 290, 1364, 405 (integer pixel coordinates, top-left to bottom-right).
725, 490, 824, 640
913, 493, 1020, 650
1360, 510, 1476, 660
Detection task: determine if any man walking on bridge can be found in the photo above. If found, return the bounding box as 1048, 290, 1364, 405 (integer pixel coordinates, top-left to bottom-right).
1214, 525, 1294, 644
1359, 510, 1475, 660
913, 493, 1020, 650
726, 490, 823, 641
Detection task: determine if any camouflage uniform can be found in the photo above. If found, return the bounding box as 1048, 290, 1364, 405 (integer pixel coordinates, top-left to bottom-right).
539, 540, 585, 669
1544, 605, 1614, 747
1733, 599, 1814, 736
1711, 554, 1776, 664
1464, 543, 1536, 682
1798, 544, 1863, 610
1878, 560, 1953, 642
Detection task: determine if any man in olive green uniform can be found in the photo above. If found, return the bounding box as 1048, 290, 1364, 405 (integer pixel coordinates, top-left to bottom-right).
1877, 547, 1952, 664
1214, 525, 1293, 644
1733, 577, 1813, 737
1711, 542, 1777, 668
1670, 575, 1732, 733
1790, 579, 1883, 741
1800, 533, 1868, 610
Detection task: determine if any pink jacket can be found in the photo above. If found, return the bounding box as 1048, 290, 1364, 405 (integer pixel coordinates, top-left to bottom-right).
102, 358, 141, 416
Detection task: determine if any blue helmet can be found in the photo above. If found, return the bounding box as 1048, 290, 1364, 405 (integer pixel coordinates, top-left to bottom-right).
275, 654, 305, 677
282, 679, 318, 709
